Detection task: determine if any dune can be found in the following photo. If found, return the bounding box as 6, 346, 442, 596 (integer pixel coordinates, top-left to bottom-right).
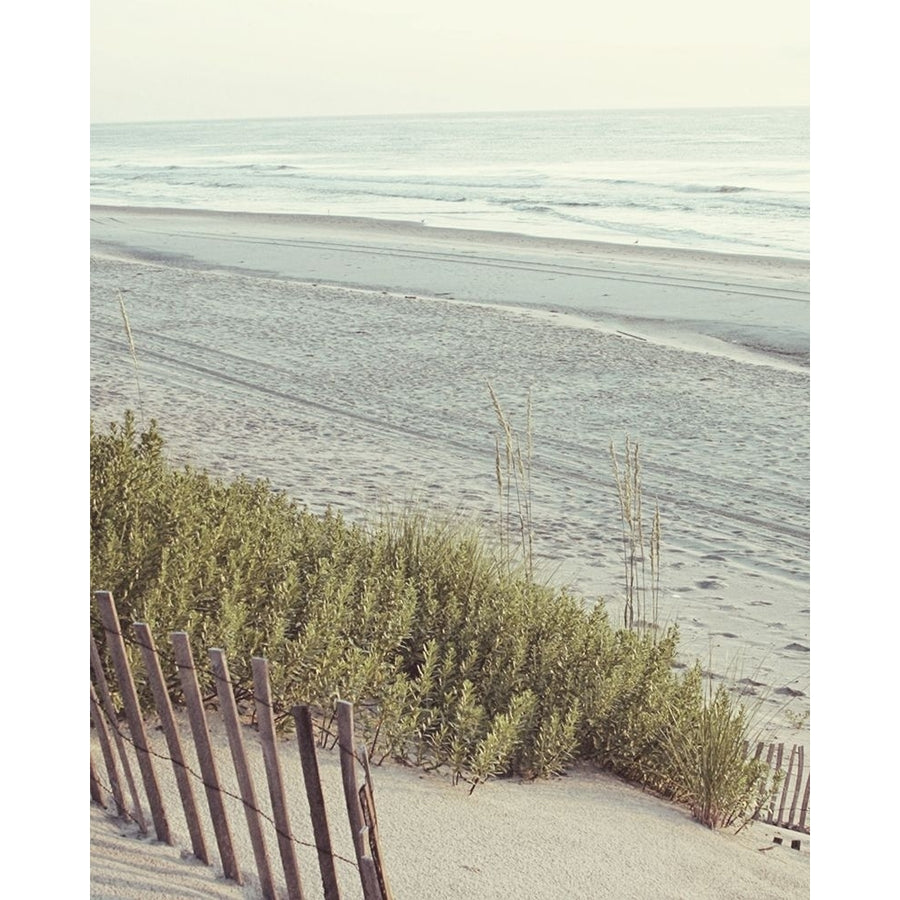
91, 709, 810, 899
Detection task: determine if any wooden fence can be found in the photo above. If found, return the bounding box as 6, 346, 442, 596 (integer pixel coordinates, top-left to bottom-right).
748, 740, 810, 834
90, 590, 393, 900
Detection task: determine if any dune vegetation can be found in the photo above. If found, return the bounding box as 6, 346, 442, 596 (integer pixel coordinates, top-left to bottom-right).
90, 411, 770, 829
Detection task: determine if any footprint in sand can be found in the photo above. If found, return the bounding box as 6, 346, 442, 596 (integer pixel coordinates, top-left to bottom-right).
775, 686, 806, 697
696, 578, 723, 589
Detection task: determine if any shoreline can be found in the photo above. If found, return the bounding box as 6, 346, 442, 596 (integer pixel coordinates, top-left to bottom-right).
90, 202, 811, 271
91, 204, 809, 369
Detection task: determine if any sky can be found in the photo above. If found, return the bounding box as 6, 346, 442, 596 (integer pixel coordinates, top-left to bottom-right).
90, 0, 809, 122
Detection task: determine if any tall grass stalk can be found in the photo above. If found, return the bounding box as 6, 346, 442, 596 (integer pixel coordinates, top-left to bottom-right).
117, 290, 145, 428
610, 438, 660, 631
488, 383, 534, 582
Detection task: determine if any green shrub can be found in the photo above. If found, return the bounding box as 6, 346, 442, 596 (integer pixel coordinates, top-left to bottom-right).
90, 413, 764, 827
663, 682, 770, 829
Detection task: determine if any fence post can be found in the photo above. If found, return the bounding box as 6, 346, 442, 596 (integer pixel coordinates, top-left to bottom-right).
171, 632, 242, 885
293, 705, 343, 900
252, 657, 306, 900
210, 649, 278, 900
90, 682, 126, 817
95, 591, 170, 843
90, 753, 105, 807
358, 744, 394, 900
134, 622, 209, 864
765, 743, 782, 824
799, 775, 811, 832
337, 700, 383, 900
788, 745, 805, 828
91, 633, 148, 833
777, 745, 796, 826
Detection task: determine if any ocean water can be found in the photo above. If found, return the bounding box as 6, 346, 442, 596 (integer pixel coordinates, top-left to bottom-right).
91, 107, 809, 258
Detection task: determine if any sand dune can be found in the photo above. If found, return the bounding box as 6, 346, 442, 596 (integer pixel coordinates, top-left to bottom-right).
91, 711, 810, 899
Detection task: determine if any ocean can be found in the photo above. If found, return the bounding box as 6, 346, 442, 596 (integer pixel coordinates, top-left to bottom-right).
91, 107, 809, 259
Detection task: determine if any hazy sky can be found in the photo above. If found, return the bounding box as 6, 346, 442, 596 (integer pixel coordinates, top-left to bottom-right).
91, 0, 809, 122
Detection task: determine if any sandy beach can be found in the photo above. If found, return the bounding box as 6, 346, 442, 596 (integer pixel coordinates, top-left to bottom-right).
91, 709, 810, 899
91, 205, 810, 895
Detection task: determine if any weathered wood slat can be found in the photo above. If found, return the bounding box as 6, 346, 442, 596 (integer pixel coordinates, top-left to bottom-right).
358, 745, 393, 900
337, 702, 367, 860
90, 752, 105, 807
293, 705, 342, 900
95, 591, 170, 843
766, 743, 783, 824
91, 633, 147, 833
799, 775, 810, 832
252, 657, 305, 900
777, 745, 796, 825
788, 745, 805, 827
211, 649, 278, 900
90, 682, 126, 818
134, 622, 209, 864
172, 632, 242, 885
357, 827, 384, 900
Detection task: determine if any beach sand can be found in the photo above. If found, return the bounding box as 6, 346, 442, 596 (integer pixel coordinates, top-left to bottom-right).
90, 207, 810, 895
91, 710, 810, 899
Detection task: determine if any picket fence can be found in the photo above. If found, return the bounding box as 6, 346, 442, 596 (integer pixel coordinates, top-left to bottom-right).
90, 590, 392, 900
91, 588, 811, 898
748, 739, 810, 834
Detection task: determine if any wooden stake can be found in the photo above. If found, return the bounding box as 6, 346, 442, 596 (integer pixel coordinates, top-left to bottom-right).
358, 744, 393, 900
95, 592, 169, 843
90, 683, 125, 817
171, 632, 241, 884
357, 832, 383, 900
134, 622, 209, 864
337, 701, 382, 899
90, 752, 105, 807
91, 633, 147, 833
765, 743, 781, 824
777, 745, 796, 826
293, 705, 342, 900
252, 657, 305, 900
788, 745, 804, 828
798, 775, 810, 833
211, 649, 277, 900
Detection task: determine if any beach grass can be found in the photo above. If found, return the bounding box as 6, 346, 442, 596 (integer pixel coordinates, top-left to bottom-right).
90, 411, 769, 828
